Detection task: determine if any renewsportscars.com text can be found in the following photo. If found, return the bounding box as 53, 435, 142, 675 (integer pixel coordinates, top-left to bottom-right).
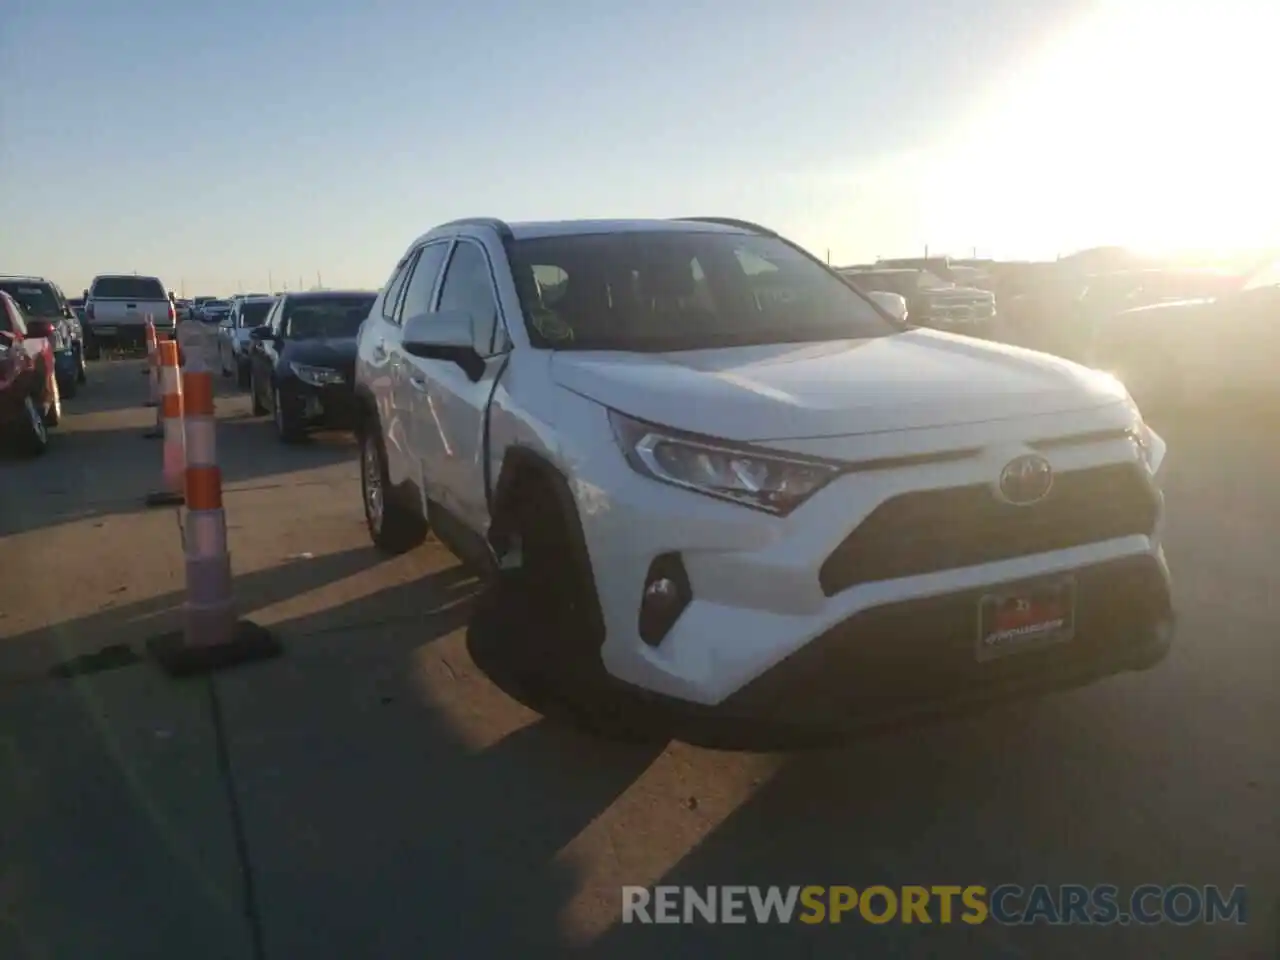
621, 884, 1249, 926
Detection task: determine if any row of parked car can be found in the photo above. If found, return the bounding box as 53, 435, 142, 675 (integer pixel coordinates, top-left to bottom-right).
0, 276, 91, 455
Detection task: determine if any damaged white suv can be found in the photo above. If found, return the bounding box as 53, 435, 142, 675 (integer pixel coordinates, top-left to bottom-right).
354, 216, 1173, 736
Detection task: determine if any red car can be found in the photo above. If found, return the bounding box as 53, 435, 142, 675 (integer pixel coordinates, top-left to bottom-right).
0, 290, 60, 454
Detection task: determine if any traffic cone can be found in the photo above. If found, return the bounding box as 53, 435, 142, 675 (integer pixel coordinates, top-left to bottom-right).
146, 368, 280, 675
145, 340, 185, 507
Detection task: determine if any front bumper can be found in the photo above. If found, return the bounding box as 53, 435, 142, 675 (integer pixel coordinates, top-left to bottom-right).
282, 380, 358, 428
557, 396, 1170, 713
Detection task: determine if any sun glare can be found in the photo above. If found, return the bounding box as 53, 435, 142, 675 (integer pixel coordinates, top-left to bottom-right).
926, 2, 1280, 259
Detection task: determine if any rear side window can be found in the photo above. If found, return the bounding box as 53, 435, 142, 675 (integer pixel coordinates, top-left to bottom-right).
380, 258, 414, 321
240, 301, 273, 327
0, 294, 28, 335
92, 276, 166, 300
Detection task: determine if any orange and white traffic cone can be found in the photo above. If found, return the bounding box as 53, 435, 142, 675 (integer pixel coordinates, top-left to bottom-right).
146, 367, 280, 675
145, 340, 186, 506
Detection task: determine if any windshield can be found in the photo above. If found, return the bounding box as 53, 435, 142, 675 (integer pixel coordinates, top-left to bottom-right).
240, 301, 273, 327
508, 231, 894, 352
284, 295, 375, 339
0, 281, 62, 318
92, 276, 166, 300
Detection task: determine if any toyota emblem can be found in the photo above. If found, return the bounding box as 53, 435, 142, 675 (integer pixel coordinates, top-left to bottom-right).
997, 454, 1054, 506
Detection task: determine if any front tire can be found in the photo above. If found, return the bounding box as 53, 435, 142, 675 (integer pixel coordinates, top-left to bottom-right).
505, 477, 659, 742
273, 387, 305, 443
360, 420, 427, 554
43, 375, 61, 427
17, 395, 49, 455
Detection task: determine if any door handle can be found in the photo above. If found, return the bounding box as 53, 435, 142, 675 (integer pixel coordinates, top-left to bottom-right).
409, 374, 428, 390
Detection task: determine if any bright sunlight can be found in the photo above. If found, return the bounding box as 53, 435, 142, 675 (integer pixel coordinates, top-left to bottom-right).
925, 1, 1280, 259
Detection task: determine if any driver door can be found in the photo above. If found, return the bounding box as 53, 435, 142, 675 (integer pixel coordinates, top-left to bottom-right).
406, 238, 510, 534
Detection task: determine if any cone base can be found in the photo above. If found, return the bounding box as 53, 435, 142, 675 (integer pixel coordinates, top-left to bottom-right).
145, 490, 185, 507
146, 621, 281, 677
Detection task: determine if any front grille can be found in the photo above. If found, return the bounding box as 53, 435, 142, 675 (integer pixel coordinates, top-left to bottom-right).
819, 463, 1160, 596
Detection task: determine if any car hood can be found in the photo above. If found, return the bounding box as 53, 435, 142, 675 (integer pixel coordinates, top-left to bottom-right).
281, 337, 358, 367
550, 330, 1127, 442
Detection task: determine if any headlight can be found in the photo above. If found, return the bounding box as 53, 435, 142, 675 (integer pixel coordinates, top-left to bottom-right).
609, 410, 841, 515
290, 362, 344, 386
1122, 395, 1166, 476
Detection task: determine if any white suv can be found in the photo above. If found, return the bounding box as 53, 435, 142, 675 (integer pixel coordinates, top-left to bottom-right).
354, 217, 1174, 737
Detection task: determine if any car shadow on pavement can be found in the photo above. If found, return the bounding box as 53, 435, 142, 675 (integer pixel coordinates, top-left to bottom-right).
207, 559, 668, 958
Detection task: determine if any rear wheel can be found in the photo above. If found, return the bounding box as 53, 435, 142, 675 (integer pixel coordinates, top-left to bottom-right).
75, 346, 87, 384
360, 420, 427, 554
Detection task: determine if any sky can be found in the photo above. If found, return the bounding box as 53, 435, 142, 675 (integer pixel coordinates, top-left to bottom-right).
2, 0, 1277, 296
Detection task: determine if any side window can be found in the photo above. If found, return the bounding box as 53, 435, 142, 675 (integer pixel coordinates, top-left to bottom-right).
380, 255, 415, 322
437, 241, 498, 323
6, 298, 28, 336
397, 241, 452, 323
270, 300, 287, 337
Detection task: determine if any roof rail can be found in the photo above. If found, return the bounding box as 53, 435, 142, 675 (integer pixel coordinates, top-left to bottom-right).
438, 217, 513, 240
674, 217, 776, 236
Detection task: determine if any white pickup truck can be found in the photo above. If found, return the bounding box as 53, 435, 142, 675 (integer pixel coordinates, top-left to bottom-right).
83, 274, 176, 356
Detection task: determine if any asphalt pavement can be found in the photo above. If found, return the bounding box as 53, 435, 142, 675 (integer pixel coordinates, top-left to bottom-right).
0, 352, 1275, 959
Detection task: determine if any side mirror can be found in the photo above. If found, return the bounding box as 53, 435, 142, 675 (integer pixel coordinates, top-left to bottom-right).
402, 309, 484, 381
248, 326, 273, 342
168, 290, 176, 301
82, 289, 89, 300
64, 306, 75, 319
867, 290, 909, 323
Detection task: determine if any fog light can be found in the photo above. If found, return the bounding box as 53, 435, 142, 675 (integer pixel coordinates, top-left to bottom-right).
638, 553, 692, 647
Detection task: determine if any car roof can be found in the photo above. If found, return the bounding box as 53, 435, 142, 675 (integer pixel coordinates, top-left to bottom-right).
279, 289, 376, 300
410, 217, 759, 250
0, 275, 49, 284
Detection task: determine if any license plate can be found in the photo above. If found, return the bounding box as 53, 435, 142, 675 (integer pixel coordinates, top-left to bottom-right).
95, 325, 117, 334
976, 577, 1075, 662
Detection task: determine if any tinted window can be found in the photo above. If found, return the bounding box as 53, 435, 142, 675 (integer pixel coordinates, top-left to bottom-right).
0, 281, 61, 317
398, 242, 452, 322
285, 295, 376, 339
240, 301, 273, 327
437, 242, 497, 324
92, 276, 167, 300
508, 231, 893, 351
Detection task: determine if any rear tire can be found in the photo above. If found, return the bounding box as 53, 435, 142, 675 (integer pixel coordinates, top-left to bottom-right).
360, 420, 427, 554
75, 347, 87, 384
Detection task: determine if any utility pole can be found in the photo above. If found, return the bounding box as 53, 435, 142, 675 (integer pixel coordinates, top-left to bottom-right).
316, 271, 322, 290
268, 270, 274, 291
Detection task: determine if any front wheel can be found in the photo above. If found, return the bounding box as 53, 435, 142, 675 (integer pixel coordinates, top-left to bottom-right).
17, 395, 49, 455
250, 369, 267, 415
43, 375, 61, 427
360, 422, 427, 554
75, 346, 87, 384
273, 387, 306, 443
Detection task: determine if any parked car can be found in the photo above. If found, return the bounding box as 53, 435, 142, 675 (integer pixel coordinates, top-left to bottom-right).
198, 298, 232, 325
82, 273, 175, 355
247, 290, 376, 442
0, 276, 86, 394
841, 267, 999, 335
0, 291, 60, 452
218, 294, 275, 386
1088, 258, 1280, 408
351, 215, 1172, 738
